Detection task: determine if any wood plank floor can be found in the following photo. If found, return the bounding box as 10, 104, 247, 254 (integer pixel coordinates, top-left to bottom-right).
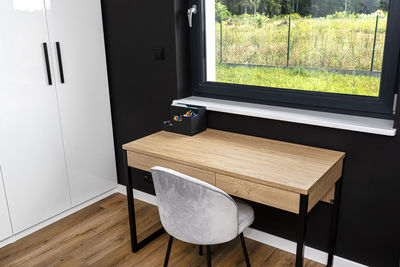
0, 193, 324, 267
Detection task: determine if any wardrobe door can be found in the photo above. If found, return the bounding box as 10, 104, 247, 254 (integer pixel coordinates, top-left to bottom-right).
0, 0, 71, 233
0, 166, 12, 241
45, 0, 117, 205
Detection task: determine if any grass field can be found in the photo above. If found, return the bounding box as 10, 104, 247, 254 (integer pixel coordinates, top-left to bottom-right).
214, 12, 386, 96
216, 13, 387, 72
215, 64, 380, 96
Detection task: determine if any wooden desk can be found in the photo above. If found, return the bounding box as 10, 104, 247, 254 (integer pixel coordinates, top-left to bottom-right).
122, 129, 345, 267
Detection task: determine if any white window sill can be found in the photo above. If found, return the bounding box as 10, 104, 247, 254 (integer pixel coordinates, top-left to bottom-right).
172, 96, 397, 136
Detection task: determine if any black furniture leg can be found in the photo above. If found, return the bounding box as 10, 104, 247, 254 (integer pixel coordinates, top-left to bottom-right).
123, 150, 165, 253
296, 194, 309, 267
207, 245, 211, 267
327, 178, 343, 267
239, 233, 251, 267
164, 235, 174, 267
123, 150, 138, 252
199, 245, 203, 256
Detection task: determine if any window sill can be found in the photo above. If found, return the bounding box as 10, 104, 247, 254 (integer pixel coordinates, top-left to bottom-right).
172, 96, 397, 136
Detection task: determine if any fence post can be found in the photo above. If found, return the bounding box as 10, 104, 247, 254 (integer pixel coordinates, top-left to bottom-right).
220, 19, 223, 64
371, 15, 379, 72
287, 16, 291, 67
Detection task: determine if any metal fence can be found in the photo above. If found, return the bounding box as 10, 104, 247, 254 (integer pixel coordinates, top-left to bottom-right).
216, 15, 386, 74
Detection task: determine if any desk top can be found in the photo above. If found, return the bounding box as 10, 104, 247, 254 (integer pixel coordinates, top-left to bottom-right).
123, 129, 345, 194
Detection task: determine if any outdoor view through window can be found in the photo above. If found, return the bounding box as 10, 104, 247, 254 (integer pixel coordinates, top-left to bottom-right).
205, 0, 390, 97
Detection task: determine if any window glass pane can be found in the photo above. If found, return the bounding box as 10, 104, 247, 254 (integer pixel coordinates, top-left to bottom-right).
206, 0, 390, 97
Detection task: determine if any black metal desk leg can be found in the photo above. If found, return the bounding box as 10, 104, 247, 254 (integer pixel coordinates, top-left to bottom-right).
296, 194, 309, 267
327, 178, 343, 267
123, 150, 165, 253
123, 150, 138, 252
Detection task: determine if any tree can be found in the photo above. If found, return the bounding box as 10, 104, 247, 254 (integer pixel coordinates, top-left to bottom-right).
241, 0, 260, 14
221, 0, 241, 15
311, 0, 345, 17
258, 0, 282, 17
280, 0, 295, 14
215, 2, 231, 21
253, 0, 261, 15
346, 0, 380, 13
379, 0, 389, 11
297, 0, 311, 16
242, 0, 251, 13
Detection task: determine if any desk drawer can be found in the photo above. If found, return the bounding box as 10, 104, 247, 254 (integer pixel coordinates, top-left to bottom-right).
127, 151, 216, 185
216, 174, 300, 214
131, 168, 155, 196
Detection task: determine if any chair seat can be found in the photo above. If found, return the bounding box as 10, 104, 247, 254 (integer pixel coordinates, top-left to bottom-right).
235, 198, 255, 234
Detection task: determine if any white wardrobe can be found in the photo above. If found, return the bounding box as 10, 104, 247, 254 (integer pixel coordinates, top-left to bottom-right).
0, 169, 12, 241
0, 0, 117, 239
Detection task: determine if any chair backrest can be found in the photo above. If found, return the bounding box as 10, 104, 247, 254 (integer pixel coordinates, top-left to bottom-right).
151, 166, 238, 245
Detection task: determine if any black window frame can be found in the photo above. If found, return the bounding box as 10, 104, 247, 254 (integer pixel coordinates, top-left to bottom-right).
189, 0, 400, 119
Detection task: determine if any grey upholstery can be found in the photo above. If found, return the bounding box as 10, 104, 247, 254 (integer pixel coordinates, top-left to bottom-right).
151, 166, 254, 245
236, 198, 254, 234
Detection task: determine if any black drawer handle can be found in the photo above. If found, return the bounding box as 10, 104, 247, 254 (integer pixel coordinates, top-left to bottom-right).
42, 43, 52, 85
56, 42, 65, 83
144, 175, 153, 184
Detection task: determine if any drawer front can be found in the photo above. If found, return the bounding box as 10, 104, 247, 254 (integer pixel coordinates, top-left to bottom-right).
127, 151, 216, 185
216, 174, 300, 214
130, 168, 156, 196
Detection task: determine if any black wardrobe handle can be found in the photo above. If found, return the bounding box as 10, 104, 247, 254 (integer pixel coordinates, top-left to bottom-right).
42, 43, 52, 85
56, 42, 65, 83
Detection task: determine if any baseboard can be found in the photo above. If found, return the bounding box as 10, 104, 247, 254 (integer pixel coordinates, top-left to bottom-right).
0, 235, 16, 249
116, 185, 157, 205
117, 184, 368, 267
243, 228, 368, 267
0, 186, 119, 249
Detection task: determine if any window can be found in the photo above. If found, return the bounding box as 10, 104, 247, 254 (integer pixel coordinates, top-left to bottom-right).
189, 0, 400, 118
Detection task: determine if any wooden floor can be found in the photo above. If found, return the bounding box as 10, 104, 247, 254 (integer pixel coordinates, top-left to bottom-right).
0, 193, 324, 267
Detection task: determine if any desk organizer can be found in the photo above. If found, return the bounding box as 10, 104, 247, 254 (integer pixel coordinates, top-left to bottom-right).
163, 104, 206, 136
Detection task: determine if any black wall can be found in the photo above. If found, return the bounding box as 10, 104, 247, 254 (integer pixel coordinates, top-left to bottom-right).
101, 0, 190, 186
208, 111, 400, 267
101, 1, 400, 266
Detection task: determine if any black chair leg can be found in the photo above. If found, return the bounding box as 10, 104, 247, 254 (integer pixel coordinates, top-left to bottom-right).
239, 233, 251, 267
164, 236, 174, 267
199, 245, 203, 256
206, 245, 211, 267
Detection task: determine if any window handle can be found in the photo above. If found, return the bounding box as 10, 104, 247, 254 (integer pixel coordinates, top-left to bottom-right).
187, 4, 197, 28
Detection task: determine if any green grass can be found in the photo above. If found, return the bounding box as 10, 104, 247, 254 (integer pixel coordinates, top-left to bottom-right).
216, 15, 387, 72
216, 64, 380, 96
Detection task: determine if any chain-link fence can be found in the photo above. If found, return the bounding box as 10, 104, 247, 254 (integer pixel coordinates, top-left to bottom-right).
216, 15, 386, 74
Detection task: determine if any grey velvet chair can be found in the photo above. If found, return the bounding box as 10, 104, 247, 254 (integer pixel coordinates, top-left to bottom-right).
151, 166, 255, 267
